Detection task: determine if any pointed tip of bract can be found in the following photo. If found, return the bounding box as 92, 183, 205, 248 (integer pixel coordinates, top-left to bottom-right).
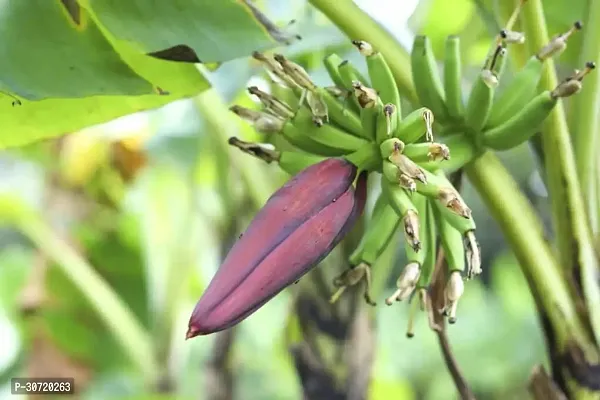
185, 325, 201, 340
186, 323, 213, 340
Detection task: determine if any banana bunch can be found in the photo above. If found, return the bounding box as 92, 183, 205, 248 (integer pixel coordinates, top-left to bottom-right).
411, 0, 591, 150
225, 0, 595, 336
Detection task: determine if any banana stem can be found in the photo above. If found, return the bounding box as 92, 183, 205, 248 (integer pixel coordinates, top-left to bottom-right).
307, 0, 418, 105
465, 152, 594, 353
521, 0, 600, 346
569, 0, 600, 235
14, 210, 159, 384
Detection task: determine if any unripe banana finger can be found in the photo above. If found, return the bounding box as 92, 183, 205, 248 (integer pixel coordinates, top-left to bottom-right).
376, 104, 398, 144
360, 203, 402, 265
351, 81, 382, 140
381, 178, 421, 250
404, 195, 428, 265
281, 122, 351, 156
466, 45, 507, 132
360, 102, 381, 141
402, 142, 450, 163
269, 82, 300, 111
411, 35, 449, 122
323, 53, 348, 89
338, 60, 369, 113
418, 133, 476, 173
382, 178, 416, 217
434, 205, 466, 275
395, 107, 434, 143
483, 91, 556, 150
415, 170, 473, 222
317, 88, 363, 137
415, 200, 437, 290
292, 107, 371, 152
386, 194, 429, 304
349, 191, 389, 266
380, 138, 405, 159
486, 56, 543, 129
353, 40, 403, 126
443, 36, 465, 121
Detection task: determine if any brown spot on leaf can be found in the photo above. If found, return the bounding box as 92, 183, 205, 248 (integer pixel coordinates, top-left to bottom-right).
147, 45, 201, 63
60, 0, 81, 25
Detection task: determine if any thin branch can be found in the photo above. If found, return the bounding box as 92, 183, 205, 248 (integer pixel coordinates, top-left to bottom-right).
429, 170, 476, 400
431, 245, 476, 400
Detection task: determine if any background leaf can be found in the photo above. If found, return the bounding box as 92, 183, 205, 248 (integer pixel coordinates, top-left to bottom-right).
81, 0, 298, 63
0, 0, 153, 100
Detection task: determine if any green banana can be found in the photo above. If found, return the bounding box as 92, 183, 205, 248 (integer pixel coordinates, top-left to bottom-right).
316, 87, 363, 137
375, 104, 398, 144
351, 81, 381, 141
443, 35, 464, 121
430, 171, 476, 234
415, 169, 473, 223
280, 122, 350, 156
411, 35, 449, 122
353, 40, 402, 125
402, 142, 450, 164
416, 200, 437, 290
465, 45, 506, 132
380, 137, 404, 159
435, 206, 466, 275
418, 133, 476, 173
381, 178, 420, 250
395, 107, 434, 143
360, 203, 402, 265
443, 270, 465, 323
229, 105, 344, 156
334, 188, 401, 306
270, 82, 299, 111
486, 56, 543, 129
291, 107, 370, 152
323, 53, 348, 89
483, 90, 556, 150
338, 60, 369, 113
348, 192, 389, 266
385, 193, 428, 304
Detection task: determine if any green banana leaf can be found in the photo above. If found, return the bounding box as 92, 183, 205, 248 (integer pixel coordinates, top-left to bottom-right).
0, 0, 292, 149
80, 0, 298, 62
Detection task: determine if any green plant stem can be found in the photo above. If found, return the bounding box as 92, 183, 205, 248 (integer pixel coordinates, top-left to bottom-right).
307, 0, 418, 105
465, 152, 589, 347
521, 0, 600, 346
569, 0, 600, 234
17, 211, 158, 383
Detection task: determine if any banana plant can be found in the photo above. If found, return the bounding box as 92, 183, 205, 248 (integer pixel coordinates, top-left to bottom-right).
186, 0, 600, 398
